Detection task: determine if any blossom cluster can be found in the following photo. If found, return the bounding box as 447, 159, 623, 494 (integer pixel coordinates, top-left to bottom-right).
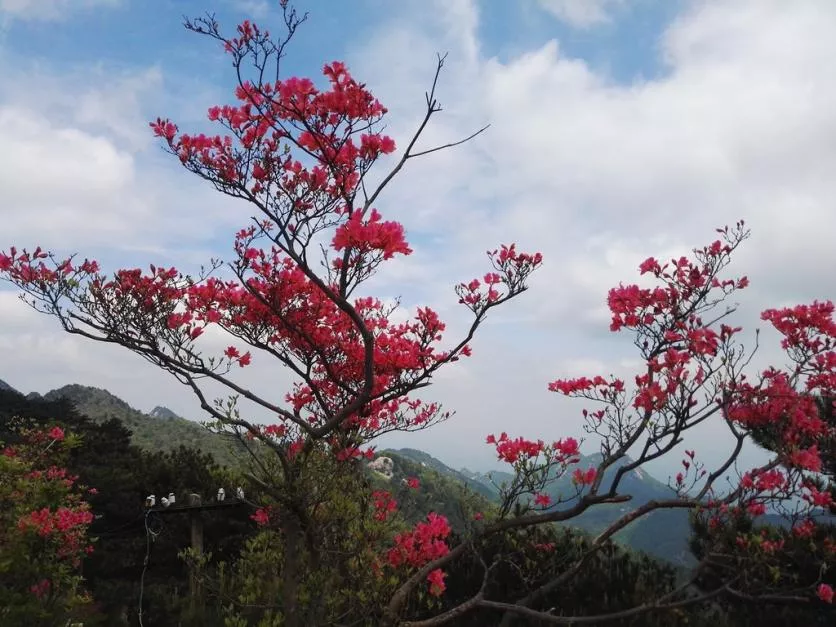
387, 512, 451, 596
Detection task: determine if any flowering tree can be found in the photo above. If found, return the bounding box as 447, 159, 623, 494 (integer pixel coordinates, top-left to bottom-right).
0, 423, 95, 625
1, 3, 834, 625
379, 223, 835, 626
0, 4, 539, 625
684, 392, 836, 625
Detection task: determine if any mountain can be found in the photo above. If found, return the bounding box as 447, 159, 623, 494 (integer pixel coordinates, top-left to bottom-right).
373, 449, 495, 532
459, 466, 516, 498
387, 448, 500, 501
0, 379, 17, 394
0, 380, 695, 564
388, 447, 696, 567
40, 384, 246, 467
149, 405, 180, 420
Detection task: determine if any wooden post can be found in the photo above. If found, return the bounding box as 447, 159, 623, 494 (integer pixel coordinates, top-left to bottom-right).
188, 493, 203, 614
146, 493, 245, 619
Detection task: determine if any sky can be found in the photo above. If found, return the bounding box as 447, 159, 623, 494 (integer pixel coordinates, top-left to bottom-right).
1, 0, 835, 480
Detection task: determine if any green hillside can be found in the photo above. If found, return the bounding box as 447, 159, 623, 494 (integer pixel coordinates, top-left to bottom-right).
36, 384, 246, 467
3, 379, 696, 564
375, 450, 495, 532
391, 447, 697, 567
386, 448, 502, 502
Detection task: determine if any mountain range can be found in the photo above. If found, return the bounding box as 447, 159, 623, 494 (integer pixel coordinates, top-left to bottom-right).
0, 378, 245, 466
0, 377, 696, 564
390, 447, 696, 567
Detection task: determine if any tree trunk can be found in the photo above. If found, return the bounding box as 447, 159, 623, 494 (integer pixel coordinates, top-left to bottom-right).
282, 512, 303, 627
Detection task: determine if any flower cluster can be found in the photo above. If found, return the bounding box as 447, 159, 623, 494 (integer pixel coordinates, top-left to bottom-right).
1, 426, 95, 603
571, 467, 597, 487
456, 245, 543, 315
18, 506, 94, 562
485, 433, 581, 466
372, 490, 397, 522
251, 508, 271, 526
386, 512, 451, 596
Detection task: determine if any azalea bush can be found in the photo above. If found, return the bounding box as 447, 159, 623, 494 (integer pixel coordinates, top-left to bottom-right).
0, 421, 95, 625
1, 3, 835, 625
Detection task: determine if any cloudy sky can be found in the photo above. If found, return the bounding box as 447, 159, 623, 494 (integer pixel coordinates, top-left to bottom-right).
1, 0, 834, 479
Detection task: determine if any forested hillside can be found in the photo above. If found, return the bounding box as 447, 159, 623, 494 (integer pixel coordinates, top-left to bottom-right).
5, 381, 245, 467
0, 379, 713, 566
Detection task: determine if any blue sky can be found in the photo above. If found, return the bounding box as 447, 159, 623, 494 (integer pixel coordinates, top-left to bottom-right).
1, 0, 835, 480
1, 1, 682, 84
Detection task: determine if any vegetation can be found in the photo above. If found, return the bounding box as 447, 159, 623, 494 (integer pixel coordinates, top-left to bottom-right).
38, 384, 247, 467
0, 388, 254, 625
0, 422, 94, 626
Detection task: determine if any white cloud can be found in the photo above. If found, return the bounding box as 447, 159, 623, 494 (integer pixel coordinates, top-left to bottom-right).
0, 53, 250, 261
354, 0, 836, 320
0, 61, 163, 151
344, 0, 836, 470
224, 0, 270, 19
0, 0, 120, 22
0, 50, 266, 419
0, 108, 136, 234
536, 0, 624, 28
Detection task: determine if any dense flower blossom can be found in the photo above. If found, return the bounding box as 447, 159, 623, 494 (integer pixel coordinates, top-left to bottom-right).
2, 425, 95, 605
387, 512, 451, 569
251, 508, 270, 526
533, 493, 552, 507
48, 426, 65, 441
372, 490, 397, 522
29, 579, 51, 600
572, 467, 597, 487
486, 432, 544, 464
427, 568, 446, 596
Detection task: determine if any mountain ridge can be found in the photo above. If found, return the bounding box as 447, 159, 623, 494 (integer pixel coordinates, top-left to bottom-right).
389, 446, 695, 566
0, 379, 694, 564
6, 382, 246, 467
149, 405, 180, 420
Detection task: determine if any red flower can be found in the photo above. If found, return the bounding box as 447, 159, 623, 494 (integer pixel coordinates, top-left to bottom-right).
427, 568, 446, 596
251, 508, 270, 526
29, 579, 50, 599
48, 426, 65, 441
817, 583, 834, 604
572, 467, 597, 486
406, 477, 420, 490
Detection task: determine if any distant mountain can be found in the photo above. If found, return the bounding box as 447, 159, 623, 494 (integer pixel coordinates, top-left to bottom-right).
373, 449, 495, 532
388, 447, 697, 567
40, 384, 246, 467
0, 379, 17, 393
149, 405, 180, 420
459, 466, 516, 498
387, 448, 499, 501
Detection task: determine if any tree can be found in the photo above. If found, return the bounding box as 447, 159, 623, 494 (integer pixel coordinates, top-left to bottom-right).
684, 394, 836, 626
0, 388, 254, 626
1, 3, 833, 625
0, 422, 95, 626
